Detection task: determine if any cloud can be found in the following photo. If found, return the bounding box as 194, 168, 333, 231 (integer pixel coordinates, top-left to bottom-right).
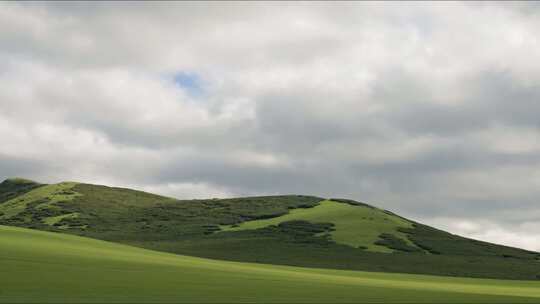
426, 217, 540, 252
1, 2, 540, 250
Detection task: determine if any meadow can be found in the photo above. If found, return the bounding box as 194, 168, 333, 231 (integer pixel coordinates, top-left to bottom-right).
2, 225, 540, 303
2, 179, 540, 281
221, 199, 416, 252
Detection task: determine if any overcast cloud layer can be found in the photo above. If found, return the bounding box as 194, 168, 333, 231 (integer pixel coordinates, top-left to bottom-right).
1, 2, 540, 250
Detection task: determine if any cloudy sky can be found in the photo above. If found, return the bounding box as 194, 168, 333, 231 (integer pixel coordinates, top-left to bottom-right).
2, 1, 540, 250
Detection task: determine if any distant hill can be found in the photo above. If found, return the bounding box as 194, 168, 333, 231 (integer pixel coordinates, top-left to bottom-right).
1, 178, 539, 280
0, 178, 43, 204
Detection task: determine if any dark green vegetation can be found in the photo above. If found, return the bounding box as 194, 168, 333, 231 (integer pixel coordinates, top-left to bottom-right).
5, 225, 540, 304
1, 178, 540, 281
0, 178, 43, 204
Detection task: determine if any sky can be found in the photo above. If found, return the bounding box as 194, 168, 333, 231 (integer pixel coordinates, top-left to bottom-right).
1, 1, 540, 251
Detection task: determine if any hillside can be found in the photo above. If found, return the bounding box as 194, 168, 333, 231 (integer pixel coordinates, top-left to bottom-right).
0, 178, 43, 204
3, 225, 540, 303
1, 178, 539, 280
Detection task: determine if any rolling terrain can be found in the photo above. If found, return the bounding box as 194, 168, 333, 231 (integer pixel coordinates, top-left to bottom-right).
2, 225, 540, 303
220, 199, 417, 252
1, 178, 540, 281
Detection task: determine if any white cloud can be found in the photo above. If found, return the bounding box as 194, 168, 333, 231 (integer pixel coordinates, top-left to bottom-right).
425, 217, 540, 251
140, 182, 235, 200
1, 2, 540, 250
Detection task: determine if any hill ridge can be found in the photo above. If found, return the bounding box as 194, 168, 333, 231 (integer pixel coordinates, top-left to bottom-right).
1, 177, 539, 280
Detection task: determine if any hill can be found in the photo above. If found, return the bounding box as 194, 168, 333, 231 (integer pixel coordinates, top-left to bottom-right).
3, 225, 540, 303
1, 178, 540, 280
0, 178, 43, 204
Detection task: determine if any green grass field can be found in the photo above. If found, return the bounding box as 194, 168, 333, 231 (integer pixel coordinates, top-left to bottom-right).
2, 225, 540, 303
2, 179, 540, 280
221, 200, 416, 252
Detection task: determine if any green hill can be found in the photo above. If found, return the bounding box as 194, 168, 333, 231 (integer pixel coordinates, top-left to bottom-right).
1, 178, 540, 281
0, 177, 43, 204
221, 199, 417, 252
3, 225, 540, 303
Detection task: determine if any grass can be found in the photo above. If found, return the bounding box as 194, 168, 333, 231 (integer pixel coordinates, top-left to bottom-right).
2, 225, 540, 304
2, 179, 540, 280
0, 182, 81, 220
43, 212, 80, 226
0, 178, 42, 204
221, 199, 416, 252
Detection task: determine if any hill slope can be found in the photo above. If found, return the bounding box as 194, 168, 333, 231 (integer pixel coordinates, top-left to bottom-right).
221, 199, 417, 252
1, 179, 539, 280
3, 225, 540, 303
0, 178, 43, 204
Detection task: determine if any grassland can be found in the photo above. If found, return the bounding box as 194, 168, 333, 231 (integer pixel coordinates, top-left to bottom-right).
0, 182, 80, 220
2, 179, 540, 280
0, 178, 43, 204
221, 199, 416, 252
2, 225, 540, 304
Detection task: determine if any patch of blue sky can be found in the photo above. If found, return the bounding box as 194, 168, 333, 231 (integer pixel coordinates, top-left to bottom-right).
172, 71, 205, 97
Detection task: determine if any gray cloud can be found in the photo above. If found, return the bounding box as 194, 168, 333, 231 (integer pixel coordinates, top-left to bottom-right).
1, 1, 540, 250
